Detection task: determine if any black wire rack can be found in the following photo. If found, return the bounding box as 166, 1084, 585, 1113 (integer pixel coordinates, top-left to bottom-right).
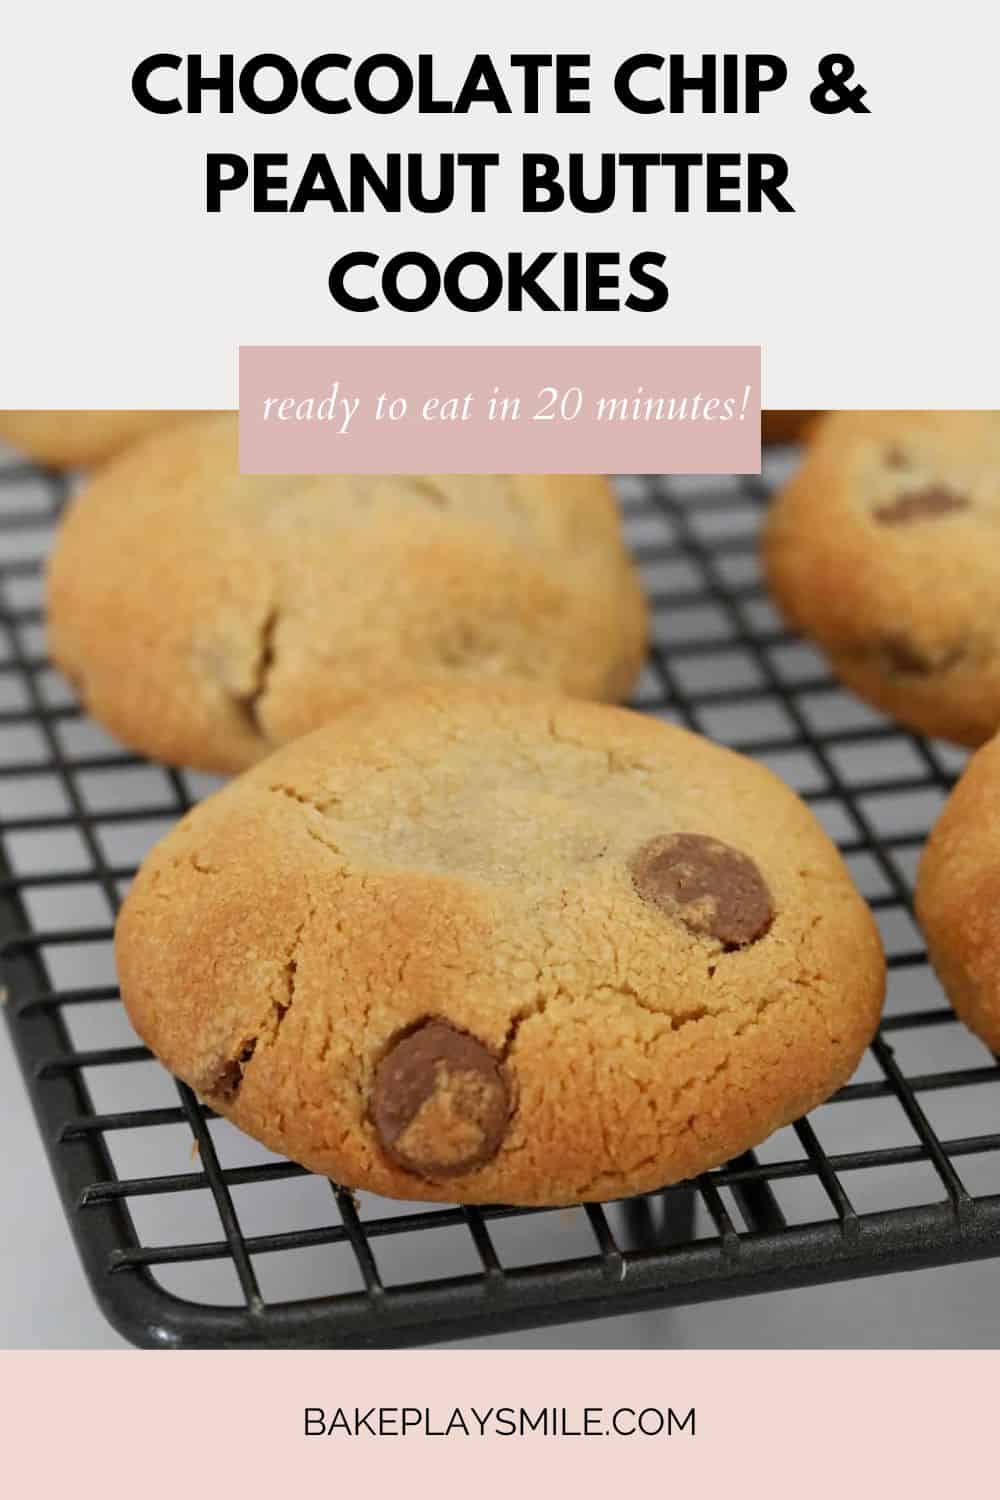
3, 450, 1000, 1350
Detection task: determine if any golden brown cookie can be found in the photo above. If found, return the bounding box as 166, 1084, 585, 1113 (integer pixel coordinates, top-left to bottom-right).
46, 413, 648, 774
762, 411, 819, 445
763, 410, 1000, 746
0, 410, 188, 468
916, 734, 1000, 1052
115, 684, 885, 1205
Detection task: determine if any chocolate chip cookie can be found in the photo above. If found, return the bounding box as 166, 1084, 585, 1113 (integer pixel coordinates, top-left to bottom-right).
916, 733, 1000, 1053
115, 684, 885, 1204
46, 413, 647, 774
0, 410, 186, 468
763, 411, 1000, 745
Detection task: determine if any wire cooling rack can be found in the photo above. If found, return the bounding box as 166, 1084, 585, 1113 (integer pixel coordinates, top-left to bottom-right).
3, 452, 1000, 1349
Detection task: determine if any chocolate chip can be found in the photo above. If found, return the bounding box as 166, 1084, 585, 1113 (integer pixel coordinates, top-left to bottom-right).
206, 1038, 257, 1102
630, 833, 773, 949
879, 634, 933, 675
874, 486, 969, 524
373, 1020, 510, 1179
878, 634, 965, 677
210, 1060, 244, 1102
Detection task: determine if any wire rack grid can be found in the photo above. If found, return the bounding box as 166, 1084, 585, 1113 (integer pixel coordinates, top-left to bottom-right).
2, 452, 1000, 1349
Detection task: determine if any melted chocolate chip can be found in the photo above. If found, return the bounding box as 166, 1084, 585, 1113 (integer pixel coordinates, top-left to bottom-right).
874, 486, 969, 525
373, 1020, 510, 1179
630, 833, 773, 949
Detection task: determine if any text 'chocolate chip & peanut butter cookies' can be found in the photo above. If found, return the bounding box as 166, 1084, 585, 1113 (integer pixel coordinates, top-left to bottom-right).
763, 410, 1000, 747
115, 684, 885, 1205
46, 413, 648, 774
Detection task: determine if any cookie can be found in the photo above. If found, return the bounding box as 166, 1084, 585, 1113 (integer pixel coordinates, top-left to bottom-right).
762, 411, 819, 445
916, 734, 1000, 1052
763, 410, 1000, 746
0, 410, 186, 469
46, 412, 648, 774
115, 684, 885, 1205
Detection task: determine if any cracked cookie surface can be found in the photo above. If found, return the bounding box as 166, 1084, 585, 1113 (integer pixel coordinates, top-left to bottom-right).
917, 734, 1000, 1053
45, 413, 647, 773
115, 683, 885, 1205
0, 409, 187, 468
763, 411, 1000, 746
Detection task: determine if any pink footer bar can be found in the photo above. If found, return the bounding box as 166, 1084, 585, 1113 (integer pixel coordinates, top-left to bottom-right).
2, 1349, 992, 1490
238, 345, 761, 474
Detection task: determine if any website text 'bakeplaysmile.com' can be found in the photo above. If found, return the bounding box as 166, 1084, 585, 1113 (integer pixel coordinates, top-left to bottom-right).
303, 1404, 697, 1438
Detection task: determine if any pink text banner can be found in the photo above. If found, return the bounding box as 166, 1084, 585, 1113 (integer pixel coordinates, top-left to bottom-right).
238, 346, 761, 474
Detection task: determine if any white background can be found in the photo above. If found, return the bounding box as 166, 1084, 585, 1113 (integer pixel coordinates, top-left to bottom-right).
1, 0, 998, 408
